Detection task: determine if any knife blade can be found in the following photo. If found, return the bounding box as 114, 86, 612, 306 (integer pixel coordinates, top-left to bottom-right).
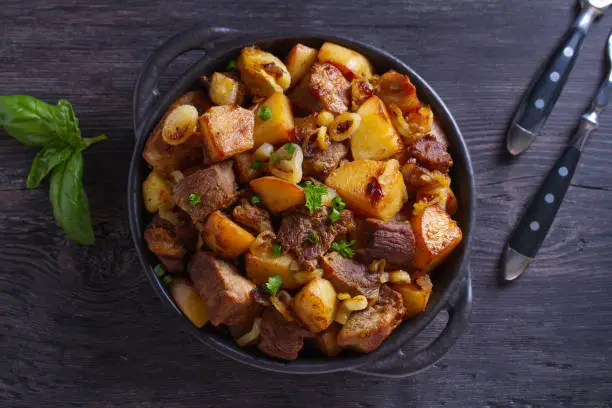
505, 0, 612, 156
502, 32, 612, 281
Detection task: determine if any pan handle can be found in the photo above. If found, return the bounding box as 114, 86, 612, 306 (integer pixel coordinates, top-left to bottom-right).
351, 267, 472, 378
132, 24, 248, 133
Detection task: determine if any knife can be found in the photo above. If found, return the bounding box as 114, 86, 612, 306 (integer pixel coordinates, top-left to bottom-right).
506, 0, 612, 156
503, 32, 612, 281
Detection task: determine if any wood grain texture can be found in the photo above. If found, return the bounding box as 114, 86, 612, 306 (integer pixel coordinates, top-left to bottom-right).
2, 0, 612, 407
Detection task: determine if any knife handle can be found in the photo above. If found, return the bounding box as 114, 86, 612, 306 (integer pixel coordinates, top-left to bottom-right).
508, 146, 581, 258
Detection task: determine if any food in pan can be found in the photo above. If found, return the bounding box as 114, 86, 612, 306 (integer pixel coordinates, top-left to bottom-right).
141, 41, 462, 360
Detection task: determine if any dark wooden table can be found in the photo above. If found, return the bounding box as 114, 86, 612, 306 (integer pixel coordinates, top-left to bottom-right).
2, 1, 612, 407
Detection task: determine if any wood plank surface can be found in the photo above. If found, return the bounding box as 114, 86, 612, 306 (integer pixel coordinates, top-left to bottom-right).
1, 0, 612, 407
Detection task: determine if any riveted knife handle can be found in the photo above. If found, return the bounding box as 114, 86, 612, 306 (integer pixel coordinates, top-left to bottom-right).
508, 146, 581, 258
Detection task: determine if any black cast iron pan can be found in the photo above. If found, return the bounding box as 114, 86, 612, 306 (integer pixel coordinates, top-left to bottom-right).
128, 25, 475, 377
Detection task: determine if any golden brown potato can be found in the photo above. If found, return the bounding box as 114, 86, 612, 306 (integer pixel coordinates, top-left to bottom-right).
285, 43, 318, 87
325, 159, 407, 221
200, 105, 254, 163
202, 211, 255, 258
249, 176, 305, 214
350, 96, 403, 160
292, 278, 337, 333
170, 278, 209, 328
411, 204, 462, 272
237, 47, 291, 97
253, 92, 296, 147
245, 251, 300, 290
318, 42, 374, 79
233, 151, 264, 184
316, 323, 342, 356
209, 72, 246, 106
142, 171, 173, 213
391, 272, 432, 319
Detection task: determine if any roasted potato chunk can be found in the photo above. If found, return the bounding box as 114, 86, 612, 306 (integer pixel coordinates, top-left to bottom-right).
292, 278, 337, 333
325, 159, 407, 221
411, 204, 462, 272
250, 176, 305, 214
391, 272, 432, 319
202, 211, 256, 258
245, 250, 300, 290
253, 92, 296, 147
318, 42, 374, 80
200, 105, 254, 163
350, 96, 403, 160
143, 171, 173, 213
237, 47, 291, 97
170, 278, 209, 328
285, 43, 318, 87
209, 72, 246, 106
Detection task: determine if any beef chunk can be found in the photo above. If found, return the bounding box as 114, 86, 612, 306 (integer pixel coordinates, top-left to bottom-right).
187, 252, 258, 326
277, 207, 355, 271
337, 286, 406, 353
361, 219, 415, 267
233, 152, 264, 184
303, 142, 348, 179
142, 91, 211, 177
320, 252, 380, 300
375, 70, 421, 113
144, 215, 188, 273
407, 136, 453, 172
290, 63, 351, 115
294, 114, 318, 142
232, 199, 273, 233
173, 161, 238, 223
257, 308, 312, 360
401, 159, 432, 193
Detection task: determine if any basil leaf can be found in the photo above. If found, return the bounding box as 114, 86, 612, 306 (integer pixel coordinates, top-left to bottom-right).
79, 134, 107, 151
49, 151, 95, 245
0, 95, 79, 148
27, 146, 74, 189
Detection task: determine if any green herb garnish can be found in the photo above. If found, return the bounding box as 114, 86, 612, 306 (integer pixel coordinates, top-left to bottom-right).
250, 160, 264, 170
162, 274, 173, 285
303, 182, 328, 214
270, 151, 280, 163
284, 143, 296, 154
331, 240, 356, 259
154, 264, 166, 277
250, 195, 262, 205
0, 95, 107, 244
264, 275, 283, 296
331, 196, 346, 211
258, 105, 272, 121
227, 59, 237, 71
306, 232, 321, 244
328, 208, 341, 223
272, 244, 282, 256
189, 193, 201, 205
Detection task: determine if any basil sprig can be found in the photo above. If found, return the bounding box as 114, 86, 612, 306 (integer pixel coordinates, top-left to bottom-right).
0, 95, 106, 244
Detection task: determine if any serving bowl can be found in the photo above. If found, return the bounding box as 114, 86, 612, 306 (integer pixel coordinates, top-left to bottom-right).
127, 25, 475, 377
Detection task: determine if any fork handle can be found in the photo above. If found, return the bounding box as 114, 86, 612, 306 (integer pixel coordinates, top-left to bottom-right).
506, 5, 600, 155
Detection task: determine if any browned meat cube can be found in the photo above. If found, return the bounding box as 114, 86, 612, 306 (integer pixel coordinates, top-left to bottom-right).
406, 136, 453, 172
302, 142, 348, 180
337, 286, 406, 353
361, 219, 416, 267
173, 161, 238, 223
375, 70, 421, 113
187, 252, 259, 326
401, 159, 432, 193
257, 308, 313, 360
200, 105, 254, 163
232, 199, 273, 233
320, 251, 380, 300
144, 215, 188, 273
277, 207, 355, 271
233, 152, 264, 184
294, 113, 318, 142
290, 63, 351, 115
142, 91, 211, 177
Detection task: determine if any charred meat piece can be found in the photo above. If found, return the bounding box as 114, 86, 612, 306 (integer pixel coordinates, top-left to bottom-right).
257, 308, 313, 360
302, 142, 348, 180
375, 70, 421, 113
290, 63, 351, 115
187, 252, 259, 326
320, 251, 380, 300
337, 286, 406, 353
361, 219, 415, 268
277, 207, 355, 271
144, 215, 188, 273
233, 152, 264, 184
294, 113, 318, 142
173, 161, 238, 223
232, 199, 273, 233
401, 158, 433, 193
406, 136, 453, 172
142, 91, 211, 177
